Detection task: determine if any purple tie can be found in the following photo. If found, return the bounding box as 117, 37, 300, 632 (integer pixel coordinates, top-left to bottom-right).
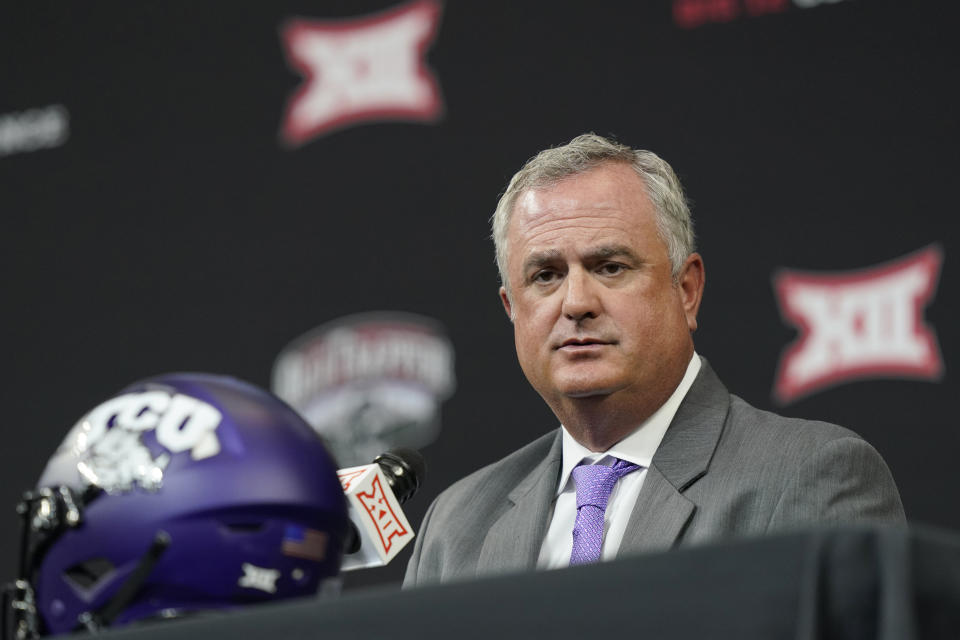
569, 458, 641, 565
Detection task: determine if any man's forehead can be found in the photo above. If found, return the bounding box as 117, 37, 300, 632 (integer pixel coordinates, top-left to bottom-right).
511, 166, 651, 224
508, 195, 656, 250
513, 187, 621, 215
514, 172, 644, 215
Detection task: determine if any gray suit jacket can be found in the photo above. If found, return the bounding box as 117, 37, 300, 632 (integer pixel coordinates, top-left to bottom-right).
403, 359, 905, 587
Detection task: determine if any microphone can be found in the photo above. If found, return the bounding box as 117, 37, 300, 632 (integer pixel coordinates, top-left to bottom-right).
337, 448, 425, 571
373, 449, 426, 504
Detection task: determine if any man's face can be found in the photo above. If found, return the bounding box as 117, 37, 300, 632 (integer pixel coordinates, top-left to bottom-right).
500, 162, 704, 425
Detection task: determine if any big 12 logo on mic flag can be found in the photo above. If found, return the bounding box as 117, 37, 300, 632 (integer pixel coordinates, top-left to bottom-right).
338, 463, 413, 570
278, 0, 444, 146
772, 245, 944, 404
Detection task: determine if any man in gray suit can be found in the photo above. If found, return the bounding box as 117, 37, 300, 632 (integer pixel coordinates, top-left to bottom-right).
403, 134, 904, 586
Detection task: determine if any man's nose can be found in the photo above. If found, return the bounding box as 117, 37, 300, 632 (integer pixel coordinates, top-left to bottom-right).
561, 269, 599, 322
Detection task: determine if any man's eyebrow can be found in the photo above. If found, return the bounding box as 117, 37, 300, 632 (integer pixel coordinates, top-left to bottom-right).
521, 244, 641, 274
522, 249, 563, 274
583, 244, 639, 261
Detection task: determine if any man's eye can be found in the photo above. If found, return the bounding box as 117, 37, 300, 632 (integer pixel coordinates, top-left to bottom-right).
532, 270, 559, 284
597, 263, 625, 276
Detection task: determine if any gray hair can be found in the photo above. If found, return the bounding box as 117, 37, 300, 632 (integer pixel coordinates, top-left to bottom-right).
491, 133, 695, 295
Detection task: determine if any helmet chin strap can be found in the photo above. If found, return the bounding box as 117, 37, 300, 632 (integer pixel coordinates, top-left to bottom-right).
76, 531, 171, 632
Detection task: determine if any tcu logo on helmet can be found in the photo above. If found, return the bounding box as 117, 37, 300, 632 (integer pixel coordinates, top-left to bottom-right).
773, 245, 944, 404
279, 0, 444, 146
59, 391, 223, 493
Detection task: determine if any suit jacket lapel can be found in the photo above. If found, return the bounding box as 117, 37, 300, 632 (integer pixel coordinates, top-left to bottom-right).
618, 358, 731, 556
477, 431, 563, 576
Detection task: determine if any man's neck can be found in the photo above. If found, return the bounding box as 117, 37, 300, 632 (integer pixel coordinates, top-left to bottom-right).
555, 353, 699, 452
558, 395, 667, 452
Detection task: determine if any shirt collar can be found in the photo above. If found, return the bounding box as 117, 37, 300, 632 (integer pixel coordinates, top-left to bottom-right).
555, 352, 702, 496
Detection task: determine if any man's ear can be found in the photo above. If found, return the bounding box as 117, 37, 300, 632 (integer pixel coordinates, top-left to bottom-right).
677, 253, 705, 332
499, 286, 514, 323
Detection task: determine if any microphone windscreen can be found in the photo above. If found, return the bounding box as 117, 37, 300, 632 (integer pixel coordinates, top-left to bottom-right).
373, 448, 425, 504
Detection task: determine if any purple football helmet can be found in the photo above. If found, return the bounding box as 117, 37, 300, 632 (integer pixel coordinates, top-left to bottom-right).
6, 373, 348, 637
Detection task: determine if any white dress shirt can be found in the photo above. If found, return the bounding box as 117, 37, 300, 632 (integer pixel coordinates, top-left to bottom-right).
537, 353, 702, 569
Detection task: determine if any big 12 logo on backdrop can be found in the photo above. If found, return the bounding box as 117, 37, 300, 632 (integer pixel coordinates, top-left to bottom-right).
772, 245, 944, 404
279, 0, 444, 147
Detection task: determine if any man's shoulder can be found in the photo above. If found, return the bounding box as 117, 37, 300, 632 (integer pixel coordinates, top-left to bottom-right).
681, 388, 904, 536
726, 393, 864, 446
675, 359, 871, 468
712, 392, 885, 478
435, 430, 559, 506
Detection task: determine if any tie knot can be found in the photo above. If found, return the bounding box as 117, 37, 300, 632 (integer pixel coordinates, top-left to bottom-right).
571, 458, 640, 510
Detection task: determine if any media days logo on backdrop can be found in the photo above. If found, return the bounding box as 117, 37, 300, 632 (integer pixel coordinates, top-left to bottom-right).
271, 312, 455, 466
772, 245, 944, 404
0, 104, 69, 158
278, 0, 444, 147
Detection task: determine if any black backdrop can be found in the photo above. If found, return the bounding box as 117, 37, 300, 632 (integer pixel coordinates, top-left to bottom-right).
3, 0, 958, 590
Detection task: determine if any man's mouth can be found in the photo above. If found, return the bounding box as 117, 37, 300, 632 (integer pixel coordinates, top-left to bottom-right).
556, 338, 611, 350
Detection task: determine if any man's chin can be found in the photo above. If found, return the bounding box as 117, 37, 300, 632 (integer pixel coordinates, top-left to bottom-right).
559, 383, 621, 399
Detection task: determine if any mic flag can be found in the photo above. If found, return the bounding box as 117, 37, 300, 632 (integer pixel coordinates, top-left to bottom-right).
337, 463, 415, 571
